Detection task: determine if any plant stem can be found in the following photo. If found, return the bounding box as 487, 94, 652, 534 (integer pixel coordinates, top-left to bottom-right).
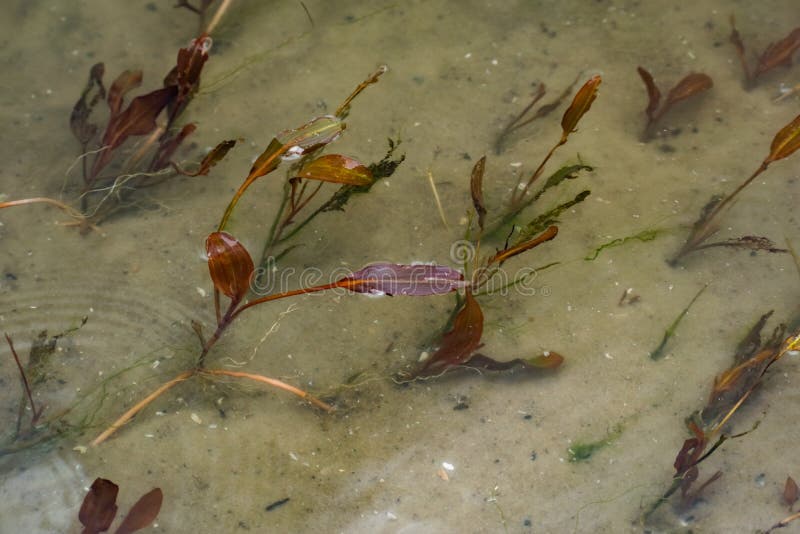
197, 300, 237, 368
706, 162, 768, 227
5, 333, 42, 429
257, 180, 324, 274
510, 140, 562, 209
90, 362, 335, 446
90, 370, 194, 446
233, 279, 363, 320
765, 510, 800, 533
205, 0, 233, 34
201, 369, 333, 412
202, 279, 366, 367
0, 197, 86, 221
672, 161, 769, 263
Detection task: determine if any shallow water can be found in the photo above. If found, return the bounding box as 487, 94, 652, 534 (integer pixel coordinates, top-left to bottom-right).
1, 1, 799, 532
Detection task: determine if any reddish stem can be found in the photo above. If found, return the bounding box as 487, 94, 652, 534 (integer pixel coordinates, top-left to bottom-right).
197, 279, 365, 367
201, 369, 334, 412
5, 333, 42, 427
232, 278, 364, 320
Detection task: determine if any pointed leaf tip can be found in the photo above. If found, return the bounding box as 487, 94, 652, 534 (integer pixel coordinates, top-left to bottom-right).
415, 290, 484, 377
107, 70, 143, 117
767, 112, 800, 164
664, 73, 713, 107
489, 225, 558, 266
524, 351, 565, 369
115, 487, 163, 534
560, 75, 601, 142
247, 115, 345, 181
206, 232, 255, 303
636, 66, 661, 122
297, 154, 373, 186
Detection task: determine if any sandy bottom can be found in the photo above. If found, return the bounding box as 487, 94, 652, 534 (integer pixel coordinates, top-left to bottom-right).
1, 1, 799, 532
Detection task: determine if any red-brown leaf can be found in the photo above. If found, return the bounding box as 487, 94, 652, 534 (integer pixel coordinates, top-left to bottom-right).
150, 123, 197, 172
176, 34, 210, 91
755, 27, 800, 78
766, 112, 800, 164
784, 476, 799, 507
248, 138, 284, 180
108, 70, 143, 117
114, 487, 163, 534
70, 63, 106, 146
636, 66, 661, 122
92, 86, 178, 177
246, 116, 345, 183
488, 225, 558, 266
470, 156, 487, 231
79, 478, 119, 534
462, 351, 564, 372
664, 73, 713, 108
194, 138, 237, 176
206, 231, 255, 304
729, 15, 752, 83
416, 290, 484, 376
164, 33, 211, 124
296, 154, 373, 186
104, 86, 177, 150
560, 75, 601, 143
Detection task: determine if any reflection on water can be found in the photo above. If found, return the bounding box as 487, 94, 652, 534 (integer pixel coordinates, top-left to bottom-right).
1, 1, 799, 532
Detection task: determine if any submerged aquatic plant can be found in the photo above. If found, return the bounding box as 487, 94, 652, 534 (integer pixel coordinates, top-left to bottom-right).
78, 478, 162, 534
503, 75, 600, 221
648, 285, 707, 361
91, 73, 599, 444
567, 423, 624, 463
0, 33, 226, 231
493, 74, 580, 154
636, 66, 713, 140
396, 76, 602, 382
1, 320, 91, 457
729, 15, 800, 89
644, 315, 800, 523
670, 111, 800, 264
90, 67, 456, 445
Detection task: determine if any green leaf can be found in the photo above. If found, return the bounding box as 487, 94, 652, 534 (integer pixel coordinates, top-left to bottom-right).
532, 163, 593, 203
649, 285, 707, 361
584, 228, 661, 261
519, 190, 590, 242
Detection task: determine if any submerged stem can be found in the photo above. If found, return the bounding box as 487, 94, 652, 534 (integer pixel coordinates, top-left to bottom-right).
233, 278, 363, 320
201, 369, 334, 412
510, 140, 562, 209
672, 162, 769, 263
0, 196, 86, 221
90, 370, 194, 447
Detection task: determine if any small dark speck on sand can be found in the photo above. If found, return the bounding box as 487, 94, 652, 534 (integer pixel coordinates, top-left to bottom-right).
658, 144, 676, 153
265, 497, 290, 512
